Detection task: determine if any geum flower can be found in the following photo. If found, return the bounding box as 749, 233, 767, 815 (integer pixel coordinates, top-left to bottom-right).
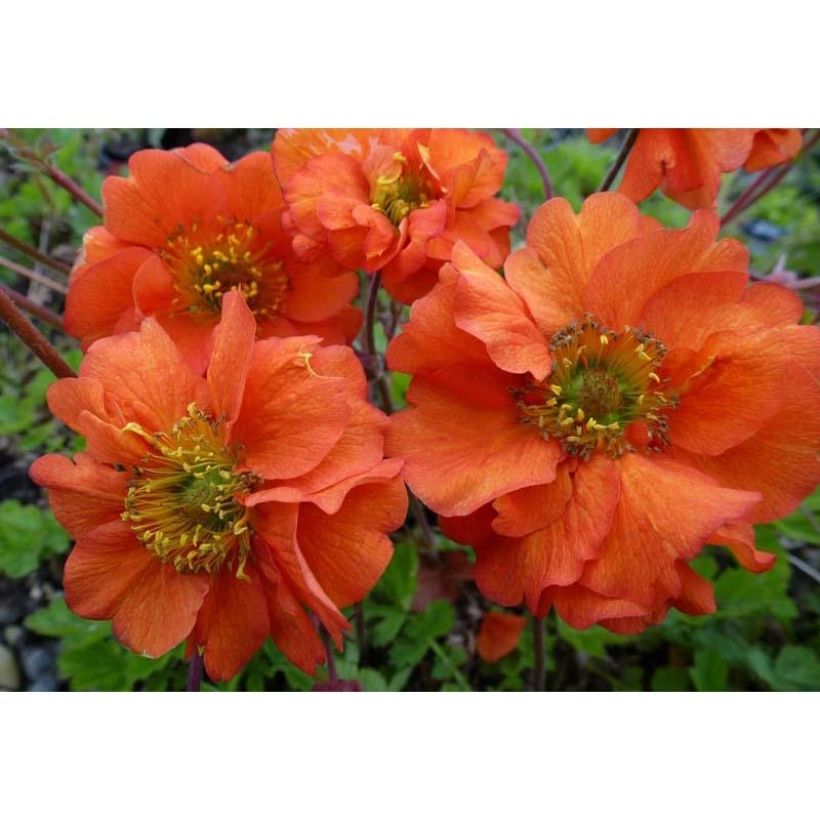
65, 144, 361, 372
588, 128, 803, 210
272, 128, 519, 303
386, 193, 820, 633
30, 292, 407, 681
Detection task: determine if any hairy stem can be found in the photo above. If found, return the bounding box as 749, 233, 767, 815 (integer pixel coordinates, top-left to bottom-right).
501, 128, 553, 199
721, 130, 819, 228
0, 226, 71, 276
0, 254, 68, 294
0, 287, 75, 378
532, 615, 546, 691
0, 284, 64, 330
599, 129, 639, 192
319, 625, 338, 684
186, 652, 203, 692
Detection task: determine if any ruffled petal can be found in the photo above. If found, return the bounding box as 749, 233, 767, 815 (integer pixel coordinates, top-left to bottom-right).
386, 374, 561, 517
29, 453, 126, 538
231, 337, 351, 479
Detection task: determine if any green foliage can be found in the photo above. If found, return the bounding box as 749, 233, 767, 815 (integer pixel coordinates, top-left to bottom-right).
24, 597, 183, 691
0, 501, 69, 578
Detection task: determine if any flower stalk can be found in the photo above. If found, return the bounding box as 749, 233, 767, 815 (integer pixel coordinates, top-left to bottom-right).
599, 129, 639, 192
0, 284, 64, 330
0, 226, 72, 276
501, 128, 553, 199
0, 286, 75, 378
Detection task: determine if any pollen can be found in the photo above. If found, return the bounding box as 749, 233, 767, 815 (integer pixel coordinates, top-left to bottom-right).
517, 316, 672, 459
370, 162, 432, 227
162, 220, 289, 318
121, 404, 261, 576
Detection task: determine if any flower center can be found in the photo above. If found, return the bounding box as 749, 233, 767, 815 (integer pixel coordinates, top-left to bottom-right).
163, 222, 289, 318
518, 317, 671, 458
371, 153, 431, 226
121, 404, 261, 576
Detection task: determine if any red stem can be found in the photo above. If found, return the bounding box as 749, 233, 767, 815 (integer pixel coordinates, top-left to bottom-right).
599, 129, 639, 193
0, 286, 75, 378
0, 284, 64, 329
42, 162, 103, 218
0, 226, 71, 276
186, 652, 204, 692
501, 129, 554, 199
0, 254, 68, 294
721, 130, 820, 228
532, 616, 546, 691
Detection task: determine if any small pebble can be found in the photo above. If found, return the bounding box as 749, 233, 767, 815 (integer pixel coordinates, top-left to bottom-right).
3, 625, 24, 647
21, 646, 55, 681
0, 644, 21, 691
29, 676, 59, 692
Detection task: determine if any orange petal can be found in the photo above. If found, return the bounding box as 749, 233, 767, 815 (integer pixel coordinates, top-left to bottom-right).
221, 150, 283, 220
666, 328, 784, 456
80, 318, 210, 434
452, 242, 551, 380
256, 543, 325, 675
64, 247, 151, 346
131, 253, 176, 316
476, 611, 526, 663
386, 270, 492, 377
29, 453, 126, 538
546, 586, 649, 629
580, 455, 760, 607
297, 473, 407, 608
253, 503, 349, 645
709, 521, 775, 572
744, 129, 802, 173
492, 462, 573, 537
585, 209, 731, 328
207, 291, 256, 428
231, 337, 351, 479
386, 374, 561, 517
474, 456, 621, 609
191, 563, 271, 682
63, 520, 155, 619
113, 557, 208, 659
46, 378, 148, 465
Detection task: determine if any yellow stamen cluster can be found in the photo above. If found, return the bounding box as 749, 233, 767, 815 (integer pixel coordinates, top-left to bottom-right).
371, 152, 431, 225
163, 221, 289, 317
121, 404, 260, 576
518, 316, 672, 459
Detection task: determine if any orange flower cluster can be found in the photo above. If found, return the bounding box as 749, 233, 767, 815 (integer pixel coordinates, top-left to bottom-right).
32, 293, 406, 680
65, 144, 361, 371
387, 193, 819, 633
273, 129, 519, 303
588, 128, 803, 209
26, 129, 817, 684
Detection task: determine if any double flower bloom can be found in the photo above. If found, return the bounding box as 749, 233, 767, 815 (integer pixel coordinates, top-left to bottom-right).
31, 129, 819, 681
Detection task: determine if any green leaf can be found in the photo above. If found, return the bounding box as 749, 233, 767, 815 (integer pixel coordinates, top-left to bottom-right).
715, 537, 796, 621
388, 601, 454, 668
651, 666, 691, 691
0, 500, 70, 578
372, 541, 418, 609
557, 620, 626, 660
691, 649, 729, 691
772, 647, 820, 691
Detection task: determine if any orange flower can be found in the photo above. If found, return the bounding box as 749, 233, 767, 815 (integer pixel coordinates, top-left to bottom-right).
386, 193, 820, 633
65, 144, 362, 372
30, 292, 407, 681
273, 128, 519, 303
476, 611, 526, 663
744, 129, 803, 172
588, 129, 803, 209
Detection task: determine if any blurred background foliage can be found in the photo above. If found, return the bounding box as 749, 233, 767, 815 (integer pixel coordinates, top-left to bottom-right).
1, 128, 818, 692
